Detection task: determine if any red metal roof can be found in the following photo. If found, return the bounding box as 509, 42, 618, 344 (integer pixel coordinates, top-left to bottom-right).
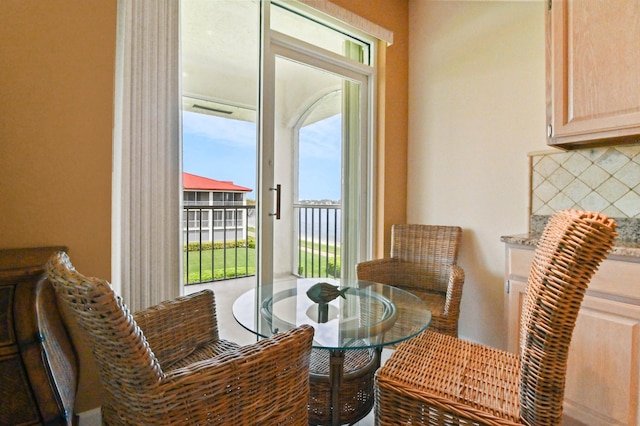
183, 172, 251, 192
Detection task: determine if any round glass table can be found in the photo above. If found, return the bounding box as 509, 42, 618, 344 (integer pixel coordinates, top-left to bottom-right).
233, 278, 431, 425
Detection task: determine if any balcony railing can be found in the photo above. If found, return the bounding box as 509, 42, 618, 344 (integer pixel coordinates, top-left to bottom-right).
295, 203, 341, 280
184, 200, 246, 206
183, 204, 341, 284
183, 205, 256, 284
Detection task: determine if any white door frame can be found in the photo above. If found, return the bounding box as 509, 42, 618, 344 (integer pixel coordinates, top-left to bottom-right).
258, 21, 374, 286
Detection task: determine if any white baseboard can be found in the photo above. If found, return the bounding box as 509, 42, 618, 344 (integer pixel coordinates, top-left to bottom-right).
76, 407, 101, 426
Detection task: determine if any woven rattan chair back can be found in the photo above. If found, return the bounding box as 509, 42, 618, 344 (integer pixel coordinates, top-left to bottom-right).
518, 210, 617, 425
374, 210, 617, 426
46, 252, 315, 425
390, 224, 461, 293
46, 252, 164, 395
357, 224, 465, 336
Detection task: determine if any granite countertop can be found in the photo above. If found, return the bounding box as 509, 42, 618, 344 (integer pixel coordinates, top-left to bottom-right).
503, 215, 640, 259
501, 233, 640, 259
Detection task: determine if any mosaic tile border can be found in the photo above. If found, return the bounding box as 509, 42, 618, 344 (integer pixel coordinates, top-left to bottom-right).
530, 143, 640, 219
529, 143, 640, 243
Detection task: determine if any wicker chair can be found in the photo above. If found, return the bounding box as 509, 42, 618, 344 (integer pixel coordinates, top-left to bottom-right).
375, 210, 617, 426
357, 224, 465, 337
46, 252, 314, 425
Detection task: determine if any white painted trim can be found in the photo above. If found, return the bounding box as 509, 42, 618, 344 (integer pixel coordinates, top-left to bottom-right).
261, 7, 374, 283
297, 0, 394, 45
76, 407, 101, 426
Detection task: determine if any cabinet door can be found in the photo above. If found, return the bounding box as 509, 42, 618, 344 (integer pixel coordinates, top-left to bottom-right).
563, 295, 640, 426
547, 0, 640, 147
505, 279, 527, 354
507, 280, 640, 425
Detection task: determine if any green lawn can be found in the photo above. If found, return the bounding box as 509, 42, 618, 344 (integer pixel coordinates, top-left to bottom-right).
297, 255, 340, 278
184, 247, 256, 283
184, 243, 341, 283
297, 241, 341, 278
299, 240, 341, 257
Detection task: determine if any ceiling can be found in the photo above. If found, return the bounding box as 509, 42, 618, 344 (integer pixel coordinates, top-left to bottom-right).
180, 0, 364, 125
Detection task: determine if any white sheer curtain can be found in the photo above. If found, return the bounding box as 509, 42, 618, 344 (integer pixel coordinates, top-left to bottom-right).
112, 0, 181, 311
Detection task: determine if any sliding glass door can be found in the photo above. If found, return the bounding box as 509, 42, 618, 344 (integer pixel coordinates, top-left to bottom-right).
181, 0, 374, 289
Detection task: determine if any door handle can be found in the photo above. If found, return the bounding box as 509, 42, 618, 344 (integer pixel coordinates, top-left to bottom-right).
269, 184, 281, 220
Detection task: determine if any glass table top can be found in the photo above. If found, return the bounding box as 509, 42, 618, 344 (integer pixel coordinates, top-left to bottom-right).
232, 278, 431, 350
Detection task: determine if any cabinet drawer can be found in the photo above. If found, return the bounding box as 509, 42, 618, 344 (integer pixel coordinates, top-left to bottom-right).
505, 246, 534, 280
0, 354, 40, 425
507, 246, 640, 303
0, 286, 15, 346
588, 258, 640, 301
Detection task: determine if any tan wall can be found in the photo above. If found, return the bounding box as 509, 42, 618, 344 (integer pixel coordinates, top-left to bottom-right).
0, 0, 407, 415
407, 0, 550, 348
1, 1, 116, 413
1, 1, 115, 280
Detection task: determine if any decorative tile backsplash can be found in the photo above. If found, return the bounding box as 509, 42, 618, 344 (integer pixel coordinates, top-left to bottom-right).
530, 144, 640, 218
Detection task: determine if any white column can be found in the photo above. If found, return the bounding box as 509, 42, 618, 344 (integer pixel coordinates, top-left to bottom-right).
113, 0, 181, 311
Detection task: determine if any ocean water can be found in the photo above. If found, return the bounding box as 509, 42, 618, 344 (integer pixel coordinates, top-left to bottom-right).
297, 206, 341, 246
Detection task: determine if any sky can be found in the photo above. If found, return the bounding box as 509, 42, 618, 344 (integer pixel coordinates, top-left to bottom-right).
182, 111, 342, 201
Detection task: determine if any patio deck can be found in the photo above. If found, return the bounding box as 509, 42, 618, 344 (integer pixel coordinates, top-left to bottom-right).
184, 276, 258, 345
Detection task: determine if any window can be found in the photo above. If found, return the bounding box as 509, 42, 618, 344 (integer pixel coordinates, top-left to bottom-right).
185, 210, 209, 228
115, 0, 391, 309
213, 209, 242, 228
213, 210, 223, 228
183, 209, 210, 242
270, 2, 371, 63
183, 191, 210, 206
212, 193, 223, 204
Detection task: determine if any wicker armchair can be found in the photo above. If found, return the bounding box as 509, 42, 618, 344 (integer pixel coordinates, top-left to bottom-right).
357, 224, 465, 337
375, 210, 617, 426
46, 252, 314, 425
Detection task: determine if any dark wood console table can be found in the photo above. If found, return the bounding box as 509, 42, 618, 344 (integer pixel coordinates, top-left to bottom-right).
0, 246, 78, 425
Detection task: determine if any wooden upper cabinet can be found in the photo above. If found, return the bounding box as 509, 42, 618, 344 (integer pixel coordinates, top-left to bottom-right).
547, 0, 640, 147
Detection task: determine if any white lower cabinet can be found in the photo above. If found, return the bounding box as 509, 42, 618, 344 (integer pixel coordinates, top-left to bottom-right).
505, 244, 640, 425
